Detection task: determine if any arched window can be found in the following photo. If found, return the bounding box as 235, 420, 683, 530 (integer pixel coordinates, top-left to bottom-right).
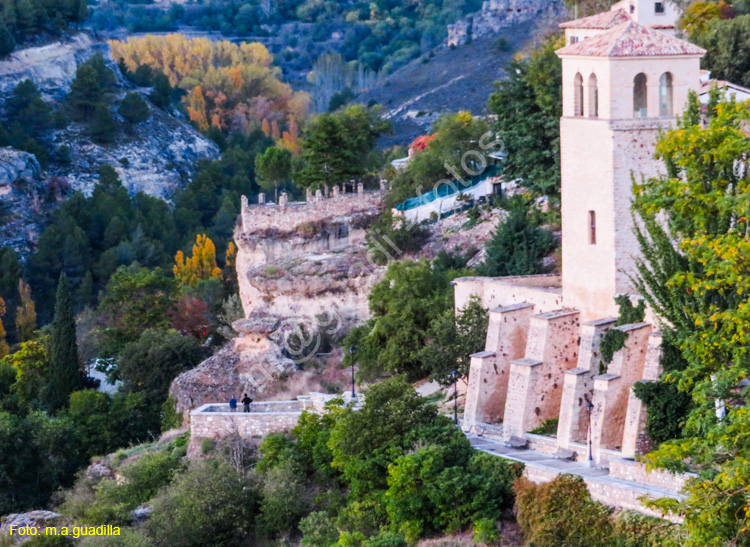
659, 72, 673, 116
588, 73, 598, 118
574, 73, 583, 116
633, 73, 648, 118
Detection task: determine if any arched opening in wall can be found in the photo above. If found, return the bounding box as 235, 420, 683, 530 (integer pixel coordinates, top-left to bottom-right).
588, 73, 598, 118
633, 73, 648, 118
574, 73, 583, 116
659, 72, 673, 116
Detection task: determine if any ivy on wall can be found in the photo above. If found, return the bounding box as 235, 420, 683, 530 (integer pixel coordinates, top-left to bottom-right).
632, 333, 692, 445
598, 295, 646, 374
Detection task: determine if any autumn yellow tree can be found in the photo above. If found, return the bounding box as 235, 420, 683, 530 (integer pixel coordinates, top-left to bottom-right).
0, 297, 8, 358
174, 234, 222, 286
15, 280, 37, 343
109, 35, 309, 135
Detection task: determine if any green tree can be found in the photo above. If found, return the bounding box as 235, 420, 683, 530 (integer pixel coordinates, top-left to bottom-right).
98, 264, 177, 349
390, 111, 494, 205
118, 92, 149, 127
146, 460, 259, 547
346, 260, 461, 381
678, 0, 722, 39
255, 146, 291, 202
117, 329, 202, 410
698, 15, 750, 88
488, 35, 562, 196
47, 273, 82, 412
479, 198, 556, 277
68, 64, 103, 118
0, 411, 81, 514
629, 93, 750, 544
419, 295, 488, 385
91, 104, 116, 144
2, 339, 48, 409
0, 298, 8, 358
0, 23, 15, 57
149, 72, 172, 108
295, 105, 390, 189
7, 79, 51, 136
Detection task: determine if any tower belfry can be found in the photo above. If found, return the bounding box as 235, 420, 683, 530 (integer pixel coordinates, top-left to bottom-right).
556, 19, 704, 319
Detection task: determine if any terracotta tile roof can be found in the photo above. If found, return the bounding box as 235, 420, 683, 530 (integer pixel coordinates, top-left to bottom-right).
556, 20, 706, 57
559, 9, 631, 29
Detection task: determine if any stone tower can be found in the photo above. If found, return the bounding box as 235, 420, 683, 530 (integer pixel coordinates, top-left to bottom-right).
556, 21, 704, 320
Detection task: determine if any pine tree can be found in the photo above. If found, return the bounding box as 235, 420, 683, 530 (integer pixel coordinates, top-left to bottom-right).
479, 198, 557, 277
255, 146, 291, 202
149, 72, 172, 108
68, 64, 102, 118
91, 104, 116, 144
15, 279, 36, 342
118, 92, 149, 128
47, 273, 82, 412
0, 23, 15, 58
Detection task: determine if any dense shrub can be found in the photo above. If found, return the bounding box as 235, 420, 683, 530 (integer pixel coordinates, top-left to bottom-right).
514, 474, 613, 547
146, 459, 259, 547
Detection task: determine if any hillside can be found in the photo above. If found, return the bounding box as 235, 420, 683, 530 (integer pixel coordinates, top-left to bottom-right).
0, 33, 219, 256
358, 1, 564, 146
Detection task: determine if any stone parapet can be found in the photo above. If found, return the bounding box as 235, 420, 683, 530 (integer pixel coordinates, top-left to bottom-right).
240, 190, 384, 236
609, 457, 694, 493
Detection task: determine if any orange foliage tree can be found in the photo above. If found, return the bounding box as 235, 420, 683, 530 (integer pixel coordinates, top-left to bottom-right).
173, 234, 222, 286
110, 34, 309, 135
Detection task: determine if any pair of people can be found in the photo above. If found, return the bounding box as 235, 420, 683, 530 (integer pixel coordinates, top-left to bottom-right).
229, 393, 254, 412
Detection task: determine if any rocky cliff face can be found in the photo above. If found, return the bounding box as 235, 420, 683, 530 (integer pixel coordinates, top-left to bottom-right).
0, 148, 56, 260
170, 315, 298, 419
45, 95, 218, 198
447, 0, 564, 46
0, 33, 108, 99
170, 190, 388, 417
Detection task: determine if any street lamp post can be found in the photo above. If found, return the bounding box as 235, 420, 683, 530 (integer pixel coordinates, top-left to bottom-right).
586, 398, 594, 466
452, 369, 459, 425
349, 345, 357, 399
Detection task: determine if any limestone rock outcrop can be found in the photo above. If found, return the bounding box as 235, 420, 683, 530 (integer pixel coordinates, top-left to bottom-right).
170, 314, 297, 418
235, 190, 387, 326
447, 0, 565, 46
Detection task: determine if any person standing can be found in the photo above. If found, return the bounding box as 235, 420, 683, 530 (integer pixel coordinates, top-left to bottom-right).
229, 395, 237, 412
241, 393, 253, 413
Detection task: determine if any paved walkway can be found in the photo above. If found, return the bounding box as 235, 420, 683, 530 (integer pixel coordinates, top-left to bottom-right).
466, 434, 683, 518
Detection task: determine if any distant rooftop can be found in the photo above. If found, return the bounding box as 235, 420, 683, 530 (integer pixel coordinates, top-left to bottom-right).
556, 20, 706, 57
559, 8, 631, 29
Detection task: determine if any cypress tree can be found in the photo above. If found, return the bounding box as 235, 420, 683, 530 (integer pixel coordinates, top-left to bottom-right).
47, 273, 81, 412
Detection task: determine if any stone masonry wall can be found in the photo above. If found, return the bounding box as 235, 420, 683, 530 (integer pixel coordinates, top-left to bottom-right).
609, 458, 694, 493
453, 275, 563, 315
188, 403, 304, 456
240, 190, 384, 236
523, 464, 683, 522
